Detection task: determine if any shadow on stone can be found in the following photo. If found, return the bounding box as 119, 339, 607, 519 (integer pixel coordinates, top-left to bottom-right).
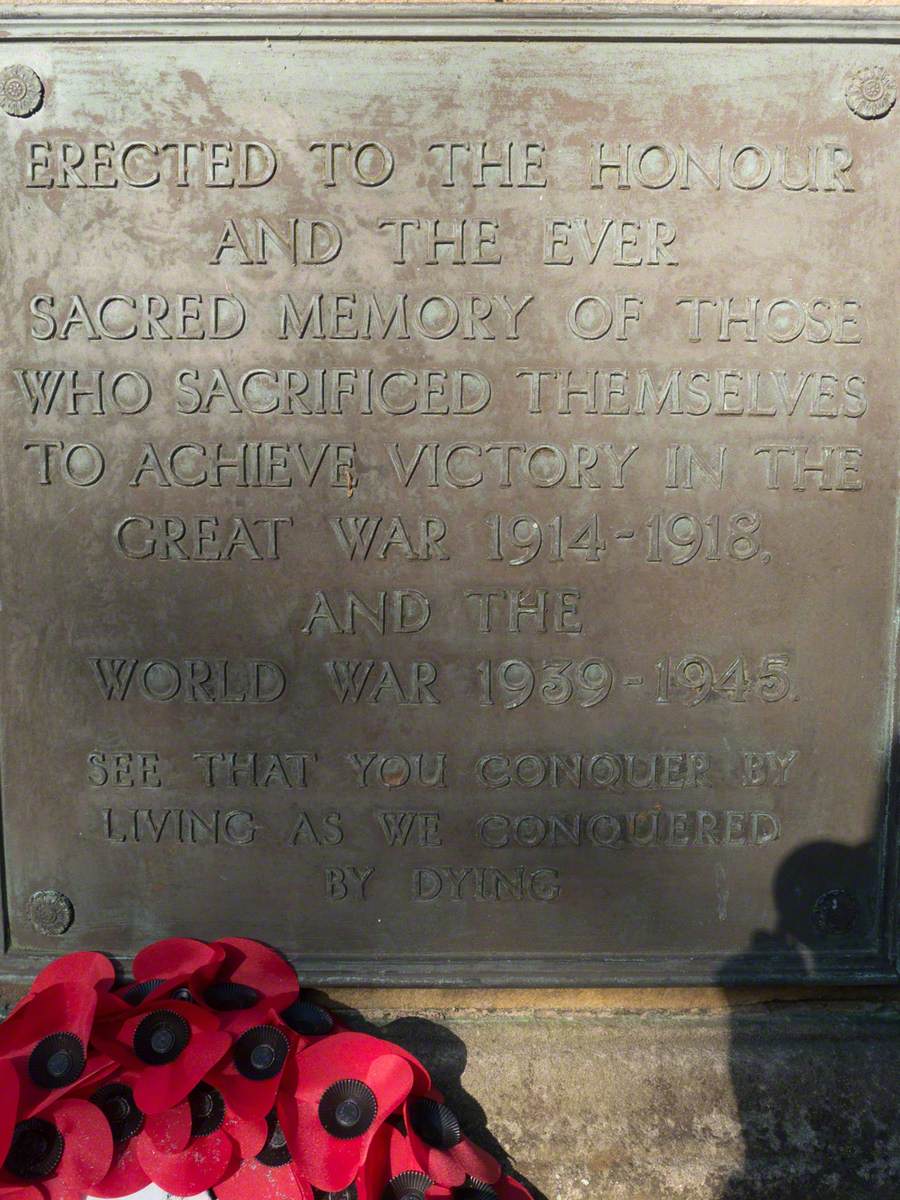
716, 827, 894, 1200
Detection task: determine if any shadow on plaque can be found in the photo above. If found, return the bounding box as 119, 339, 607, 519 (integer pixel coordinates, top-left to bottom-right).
717, 830, 895, 1200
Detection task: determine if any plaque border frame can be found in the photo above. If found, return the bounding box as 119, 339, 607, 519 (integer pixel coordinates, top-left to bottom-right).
1, 3, 900, 42
0, 3, 897, 988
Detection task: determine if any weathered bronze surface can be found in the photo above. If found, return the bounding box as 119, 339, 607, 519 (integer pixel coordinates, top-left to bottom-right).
0, 5, 897, 985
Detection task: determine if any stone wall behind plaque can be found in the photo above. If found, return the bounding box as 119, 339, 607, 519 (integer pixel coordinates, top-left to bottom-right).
2, 3, 898, 1199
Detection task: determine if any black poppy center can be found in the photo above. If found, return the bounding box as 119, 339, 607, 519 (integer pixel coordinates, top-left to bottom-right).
28, 1032, 86, 1090
336, 1100, 361, 1127
91, 1082, 145, 1143
234, 1025, 289, 1081
281, 1000, 334, 1037
133, 1009, 190, 1065
813, 889, 860, 936
123, 978, 164, 1006
204, 981, 260, 1011
254, 1046, 274, 1070
410, 1098, 462, 1150
314, 1187, 358, 1200
47, 1052, 69, 1077
4, 1119, 65, 1180
189, 1084, 226, 1137
456, 1184, 498, 1200
319, 1079, 377, 1140
383, 1171, 433, 1200
256, 1111, 292, 1168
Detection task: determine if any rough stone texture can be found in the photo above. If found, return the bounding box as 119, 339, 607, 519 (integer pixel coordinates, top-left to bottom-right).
329, 999, 900, 1200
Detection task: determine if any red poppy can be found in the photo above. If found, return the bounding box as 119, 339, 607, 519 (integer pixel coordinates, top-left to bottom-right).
12, 953, 122, 1024
280, 1032, 423, 1192
404, 1091, 501, 1187
495, 1176, 533, 1200
0, 1098, 112, 1200
0, 941, 520, 1200
213, 1155, 313, 1200
25, 955, 116, 1001
207, 1009, 296, 1121
135, 1083, 265, 1194
204, 940, 299, 1033
83, 1080, 150, 1199
0, 1061, 19, 1169
435, 1179, 523, 1200
91, 999, 230, 1116
0, 983, 113, 1118
212, 1111, 313, 1200
380, 1123, 444, 1200
297, 1119, 412, 1200
116, 937, 225, 1009
349, 1120, 391, 1200
271, 1001, 349, 1109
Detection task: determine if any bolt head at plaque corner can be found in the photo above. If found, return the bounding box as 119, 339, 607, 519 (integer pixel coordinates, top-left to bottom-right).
27, 889, 74, 936
845, 66, 896, 120
0, 65, 43, 118
812, 889, 860, 936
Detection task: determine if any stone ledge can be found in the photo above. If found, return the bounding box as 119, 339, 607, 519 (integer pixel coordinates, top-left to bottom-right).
4, 992, 898, 1196
334, 1004, 900, 1200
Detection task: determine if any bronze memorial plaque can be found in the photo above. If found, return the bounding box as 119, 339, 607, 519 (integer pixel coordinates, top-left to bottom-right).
0, 5, 897, 984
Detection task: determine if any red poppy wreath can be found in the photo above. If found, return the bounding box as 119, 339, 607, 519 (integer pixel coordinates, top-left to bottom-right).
0, 938, 531, 1200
